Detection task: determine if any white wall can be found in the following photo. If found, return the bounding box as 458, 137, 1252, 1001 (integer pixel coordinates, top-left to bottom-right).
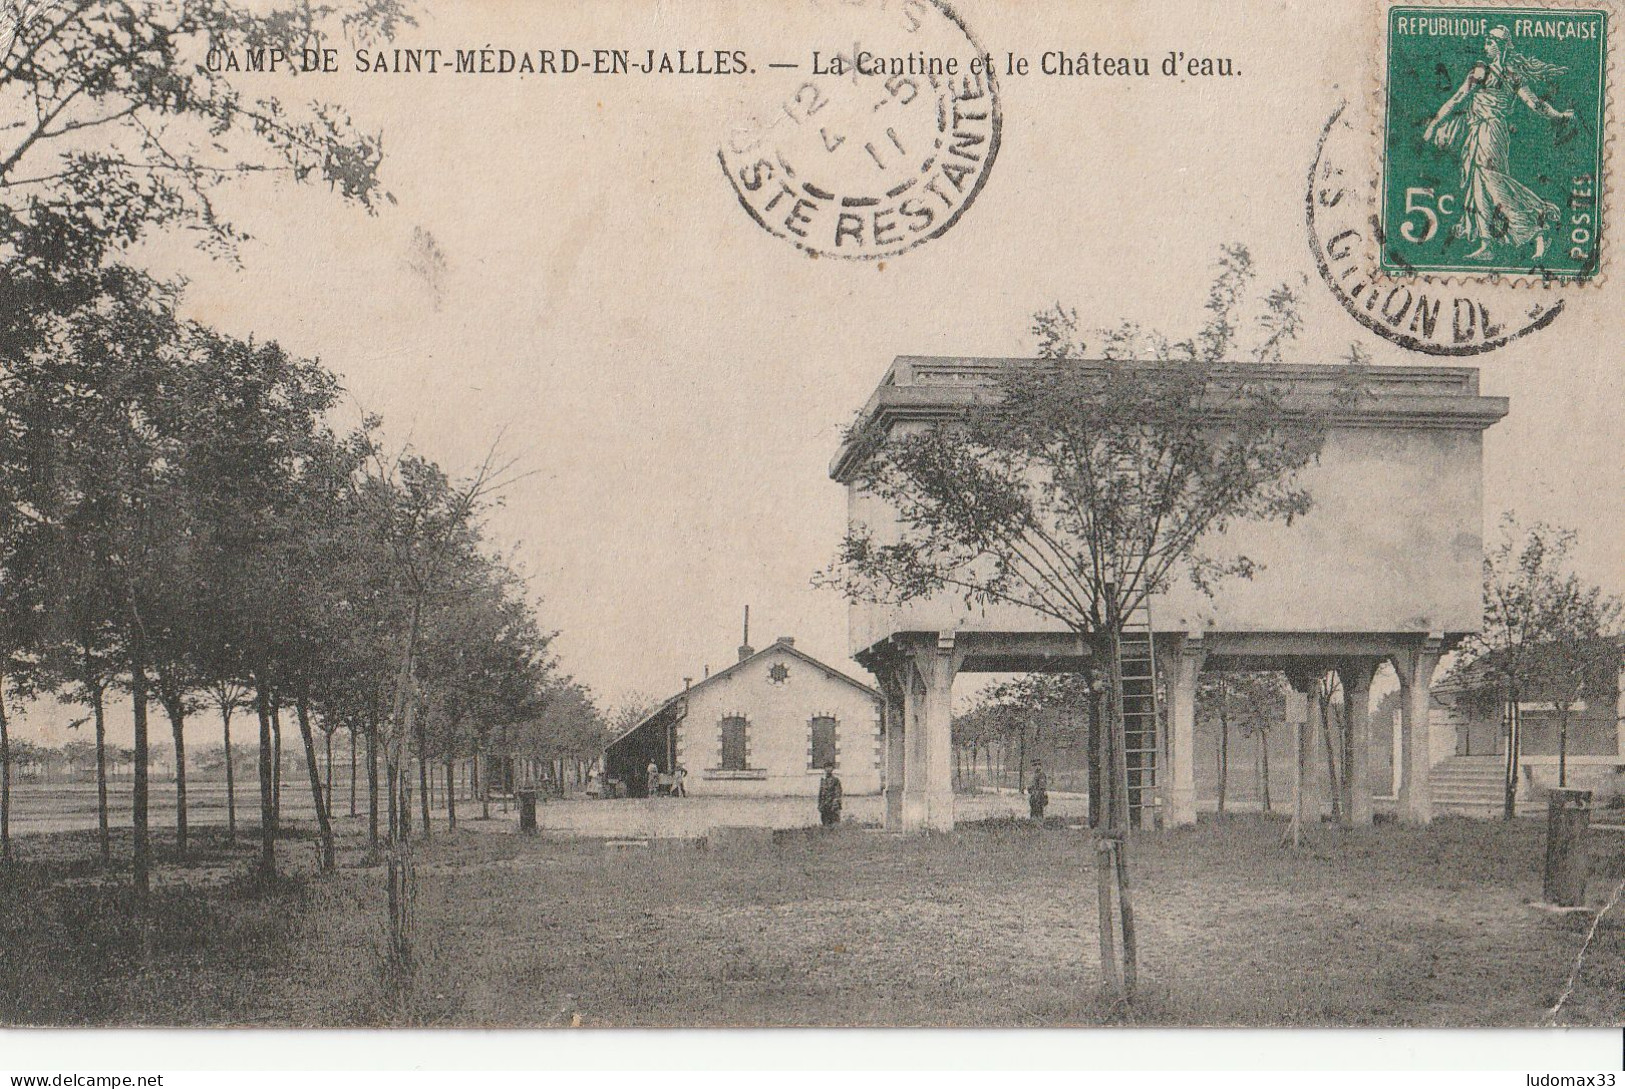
847, 424, 1488, 652
676, 643, 883, 797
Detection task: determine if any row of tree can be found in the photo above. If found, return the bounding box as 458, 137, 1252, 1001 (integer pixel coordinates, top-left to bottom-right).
0, 0, 620, 981
0, 254, 608, 895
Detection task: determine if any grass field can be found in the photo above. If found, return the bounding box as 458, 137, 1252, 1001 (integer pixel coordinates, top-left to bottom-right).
1, 812, 1620, 1027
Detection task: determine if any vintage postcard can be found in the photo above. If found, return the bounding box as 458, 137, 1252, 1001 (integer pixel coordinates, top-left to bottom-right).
0, 0, 1622, 1065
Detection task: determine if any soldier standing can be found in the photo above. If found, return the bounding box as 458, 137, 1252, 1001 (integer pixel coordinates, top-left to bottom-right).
817, 766, 843, 827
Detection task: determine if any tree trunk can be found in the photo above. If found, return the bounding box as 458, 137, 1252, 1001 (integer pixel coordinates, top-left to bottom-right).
386, 760, 398, 841
1094, 693, 1119, 997
295, 697, 335, 873
0, 672, 11, 866
1217, 712, 1230, 819
1340, 682, 1357, 822
163, 695, 188, 859
399, 762, 412, 839
271, 699, 283, 824
367, 715, 380, 849
384, 603, 423, 974
221, 704, 236, 845
1113, 825, 1138, 1000
1259, 729, 1272, 812
1318, 687, 1342, 825
1557, 705, 1570, 788
93, 685, 110, 863
416, 733, 431, 839
1503, 696, 1520, 820
1291, 698, 1308, 848
324, 728, 334, 816
478, 739, 490, 820
1016, 723, 1028, 792
1087, 689, 1105, 829
255, 686, 277, 879
349, 725, 358, 818
130, 637, 152, 902
444, 755, 457, 831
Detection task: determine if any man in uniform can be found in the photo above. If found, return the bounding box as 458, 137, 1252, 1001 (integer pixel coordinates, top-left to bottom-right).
817, 766, 843, 827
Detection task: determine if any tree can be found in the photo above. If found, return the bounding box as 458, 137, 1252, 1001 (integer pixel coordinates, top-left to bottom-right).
1314, 670, 1344, 826
825, 245, 1360, 1003
0, 265, 194, 898
0, 0, 405, 264
606, 692, 661, 740
202, 677, 249, 843
1198, 670, 1288, 819
0, 0, 411, 891
956, 673, 1095, 797
357, 442, 519, 981
38, 572, 120, 862
1531, 636, 1622, 787
1451, 515, 1623, 815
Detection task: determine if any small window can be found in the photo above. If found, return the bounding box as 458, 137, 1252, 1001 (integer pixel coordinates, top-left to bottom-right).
810, 715, 837, 769
721, 715, 748, 770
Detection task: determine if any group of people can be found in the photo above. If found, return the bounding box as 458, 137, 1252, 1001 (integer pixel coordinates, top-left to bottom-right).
640, 759, 848, 828
644, 760, 688, 797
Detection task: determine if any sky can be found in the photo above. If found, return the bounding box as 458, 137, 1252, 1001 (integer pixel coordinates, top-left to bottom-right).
11, 0, 1623, 744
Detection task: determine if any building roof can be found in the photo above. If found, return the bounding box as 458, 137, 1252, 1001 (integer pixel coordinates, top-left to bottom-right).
1437, 636, 1624, 697
831, 356, 1509, 482
603, 638, 881, 755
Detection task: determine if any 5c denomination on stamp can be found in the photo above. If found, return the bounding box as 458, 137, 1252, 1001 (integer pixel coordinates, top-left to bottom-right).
719, 0, 1000, 260
1379, 4, 1609, 282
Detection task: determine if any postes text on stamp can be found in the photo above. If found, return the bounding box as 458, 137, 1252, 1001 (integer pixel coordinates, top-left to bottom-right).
1380, 5, 1607, 281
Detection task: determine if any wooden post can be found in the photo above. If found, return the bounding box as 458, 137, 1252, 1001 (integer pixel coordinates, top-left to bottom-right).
1094, 707, 1121, 999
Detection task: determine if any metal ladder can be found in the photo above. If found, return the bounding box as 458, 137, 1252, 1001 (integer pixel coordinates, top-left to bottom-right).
1117, 597, 1162, 830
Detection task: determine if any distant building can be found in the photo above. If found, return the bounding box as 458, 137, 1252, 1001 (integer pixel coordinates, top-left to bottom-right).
604, 636, 882, 798
1431, 639, 1625, 803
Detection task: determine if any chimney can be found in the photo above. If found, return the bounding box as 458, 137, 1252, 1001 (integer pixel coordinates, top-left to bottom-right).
776, 636, 795, 647
683, 677, 692, 691
737, 604, 754, 662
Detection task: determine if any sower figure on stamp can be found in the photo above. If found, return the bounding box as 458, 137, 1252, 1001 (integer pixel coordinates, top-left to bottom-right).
1423, 25, 1574, 260
1028, 760, 1048, 822
818, 766, 843, 827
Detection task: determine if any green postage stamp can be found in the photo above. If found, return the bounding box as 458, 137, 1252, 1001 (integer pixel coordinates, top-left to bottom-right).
1381, 5, 1609, 280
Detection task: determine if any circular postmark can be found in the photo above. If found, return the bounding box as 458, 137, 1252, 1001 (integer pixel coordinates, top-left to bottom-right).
1309, 101, 1564, 355
719, 0, 1000, 260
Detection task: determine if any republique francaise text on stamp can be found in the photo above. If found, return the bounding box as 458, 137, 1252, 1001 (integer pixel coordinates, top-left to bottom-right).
1379, 5, 1609, 282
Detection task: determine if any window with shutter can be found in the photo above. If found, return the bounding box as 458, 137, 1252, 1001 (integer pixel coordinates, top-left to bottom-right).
810, 715, 837, 770
720, 715, 748, 770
